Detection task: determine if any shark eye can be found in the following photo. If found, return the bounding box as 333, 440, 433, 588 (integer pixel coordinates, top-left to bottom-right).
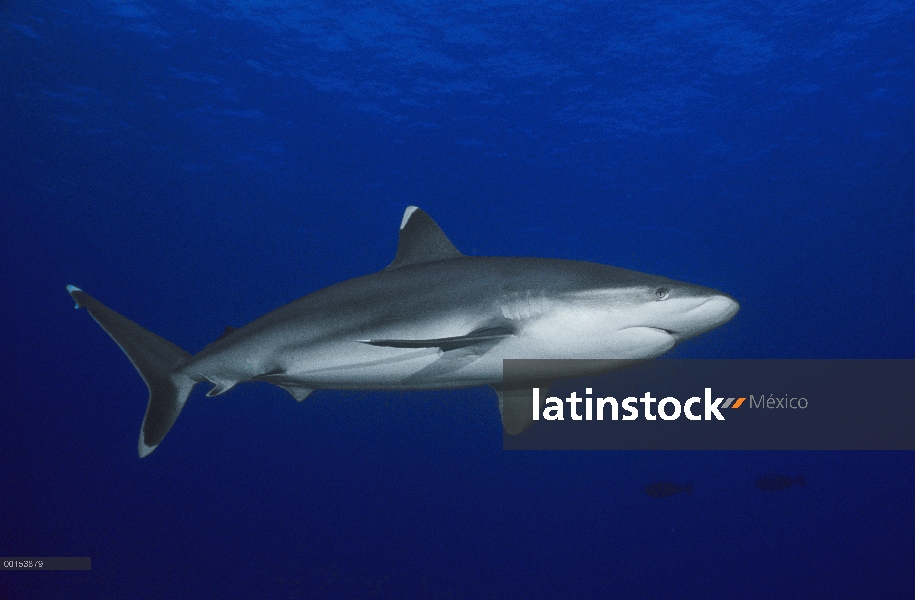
655, 287, 670, 300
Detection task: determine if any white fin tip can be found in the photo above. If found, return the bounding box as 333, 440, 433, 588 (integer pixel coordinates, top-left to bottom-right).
400, 206, 419, 230
138, 438, 157, 458
66, 285, 82, 308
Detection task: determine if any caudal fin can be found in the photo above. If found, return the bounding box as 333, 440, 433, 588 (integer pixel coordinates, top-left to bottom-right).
67, 286, 197, 457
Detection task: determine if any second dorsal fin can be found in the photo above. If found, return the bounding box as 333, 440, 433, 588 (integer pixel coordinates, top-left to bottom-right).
216, 326, 237, 341
385, 206, 463, 270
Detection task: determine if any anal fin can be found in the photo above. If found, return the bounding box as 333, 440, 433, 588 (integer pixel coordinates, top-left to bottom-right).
205, 378, 237, 397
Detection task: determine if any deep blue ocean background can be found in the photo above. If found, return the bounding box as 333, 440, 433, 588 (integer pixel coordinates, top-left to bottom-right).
3, 1, 914, 598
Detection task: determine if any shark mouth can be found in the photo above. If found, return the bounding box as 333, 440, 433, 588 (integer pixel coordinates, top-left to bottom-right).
650, 327, 676, 335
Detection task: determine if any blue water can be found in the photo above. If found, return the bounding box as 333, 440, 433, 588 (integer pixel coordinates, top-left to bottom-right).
3, 1, 914, 597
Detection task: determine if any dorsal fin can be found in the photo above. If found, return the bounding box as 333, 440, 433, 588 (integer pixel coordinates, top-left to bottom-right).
385, 206, 463, 270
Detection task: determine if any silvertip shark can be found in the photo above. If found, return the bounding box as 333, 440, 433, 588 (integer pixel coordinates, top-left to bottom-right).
67, 206, 739, 457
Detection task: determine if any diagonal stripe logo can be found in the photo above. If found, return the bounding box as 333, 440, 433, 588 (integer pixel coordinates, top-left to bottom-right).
721, 397, 747, 409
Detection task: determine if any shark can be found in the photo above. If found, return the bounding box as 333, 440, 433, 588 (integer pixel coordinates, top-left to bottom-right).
67, 206, 739, 457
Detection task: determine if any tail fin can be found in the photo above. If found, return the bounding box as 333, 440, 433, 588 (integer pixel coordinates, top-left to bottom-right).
67, 286, 197, 457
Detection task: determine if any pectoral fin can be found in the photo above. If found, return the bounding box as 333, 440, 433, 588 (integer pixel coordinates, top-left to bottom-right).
491, 383, 548, 435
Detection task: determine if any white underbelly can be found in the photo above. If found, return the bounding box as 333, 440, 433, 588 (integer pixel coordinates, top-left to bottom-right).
276, 319, 675, 390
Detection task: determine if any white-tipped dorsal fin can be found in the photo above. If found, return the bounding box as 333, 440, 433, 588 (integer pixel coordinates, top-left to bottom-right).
385, 206, 463, 270
400, 206, 420, 229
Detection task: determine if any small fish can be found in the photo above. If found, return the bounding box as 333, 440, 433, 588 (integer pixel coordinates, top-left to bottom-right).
755, 474, 805, 492
644, 482, 693, 498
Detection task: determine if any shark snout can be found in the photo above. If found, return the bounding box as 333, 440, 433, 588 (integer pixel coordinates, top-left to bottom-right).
698, 294, 739, 320
650, 292, 739, 342
684, 294, 739, 336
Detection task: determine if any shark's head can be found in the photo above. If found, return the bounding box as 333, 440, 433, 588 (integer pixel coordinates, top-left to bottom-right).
629, 279, 740, 343
547, 268, 739, 360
